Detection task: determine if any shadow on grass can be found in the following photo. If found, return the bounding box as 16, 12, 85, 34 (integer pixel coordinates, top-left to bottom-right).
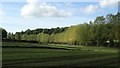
1, 46, 70, 50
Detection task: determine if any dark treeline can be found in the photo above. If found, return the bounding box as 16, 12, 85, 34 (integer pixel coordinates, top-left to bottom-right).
1, 12, 120, 47
18, 27, 69, 35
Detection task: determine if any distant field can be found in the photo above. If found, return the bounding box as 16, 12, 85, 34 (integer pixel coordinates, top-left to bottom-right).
2, 42, 119, 67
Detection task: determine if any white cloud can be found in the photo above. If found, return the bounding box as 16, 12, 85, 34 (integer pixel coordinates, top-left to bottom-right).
21, 0, 72, 18
79, 0, 118, 14
80, 5, 98, 14
99, 0, 118, 8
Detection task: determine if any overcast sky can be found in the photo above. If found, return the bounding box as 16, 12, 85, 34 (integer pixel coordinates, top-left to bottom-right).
0, 0, 118, 33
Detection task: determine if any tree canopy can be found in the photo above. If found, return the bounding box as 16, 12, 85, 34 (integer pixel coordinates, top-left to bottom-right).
0, 28, 7, 39
4, 12, 120, 47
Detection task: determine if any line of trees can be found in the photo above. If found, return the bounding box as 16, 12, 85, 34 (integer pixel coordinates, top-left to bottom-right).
1, 12, 120, 47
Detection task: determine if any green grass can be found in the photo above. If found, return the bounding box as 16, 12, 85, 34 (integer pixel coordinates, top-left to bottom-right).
2, 42, 119, 67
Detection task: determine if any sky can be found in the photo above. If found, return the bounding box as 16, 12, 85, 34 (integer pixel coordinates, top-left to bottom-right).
0, 0, 119, 33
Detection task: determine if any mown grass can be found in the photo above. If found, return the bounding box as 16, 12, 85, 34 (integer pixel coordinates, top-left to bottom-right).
2, 42, 119, 67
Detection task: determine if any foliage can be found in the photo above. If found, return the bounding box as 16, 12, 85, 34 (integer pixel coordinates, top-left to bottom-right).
0, 28, 7, 39
5, 12, 120, 47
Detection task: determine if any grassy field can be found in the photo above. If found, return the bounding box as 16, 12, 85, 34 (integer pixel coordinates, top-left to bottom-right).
2, 42, 119, 67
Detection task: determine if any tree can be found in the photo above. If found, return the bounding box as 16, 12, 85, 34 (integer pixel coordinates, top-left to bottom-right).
7, 32, 14, 40
25, 29, 31, 35
0, 28, 7, 39
2, 12, 119, 47
94, 16, 106, 46
105, 13, 119, 47
37, 33, 49, 44
77, 23, 90, 45
15, 32, 21, 41
21, 34, 28, 41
